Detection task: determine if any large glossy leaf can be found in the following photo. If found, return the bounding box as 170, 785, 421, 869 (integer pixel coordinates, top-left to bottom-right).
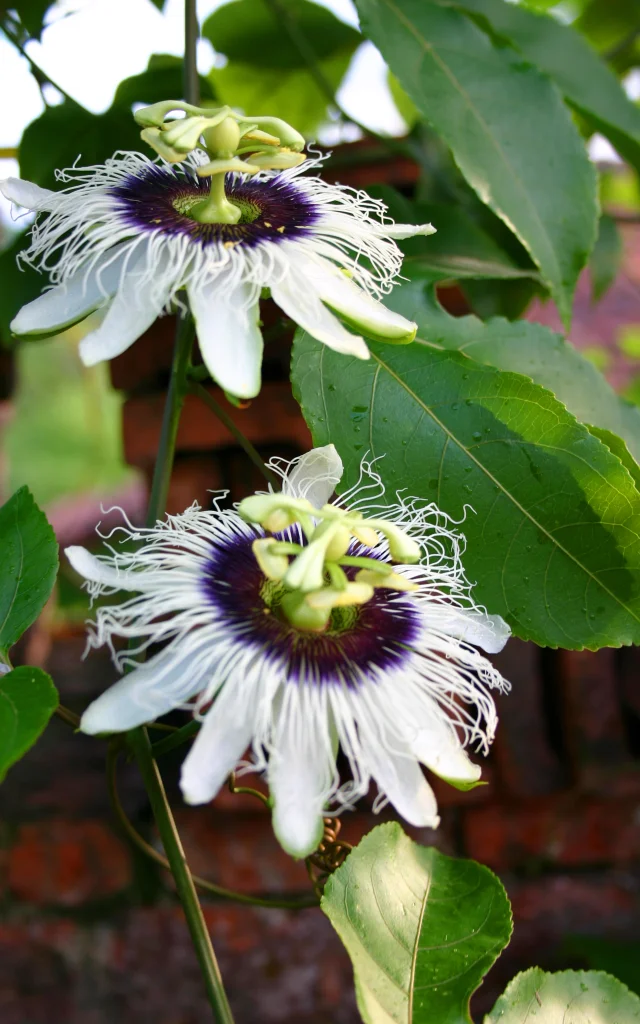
384, 278, 640, 462
204, 0, 361, 135
292, 329, 640, 649
354, 0, 598, 327
0, 487, 58, 659
0, 667, 58, 782
440, 0, 640, 171
321, 822, 512, 1024
484, 968, 640, 1022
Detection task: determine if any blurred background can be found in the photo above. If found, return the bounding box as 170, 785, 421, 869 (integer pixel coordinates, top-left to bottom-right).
1, 0, 639, 1020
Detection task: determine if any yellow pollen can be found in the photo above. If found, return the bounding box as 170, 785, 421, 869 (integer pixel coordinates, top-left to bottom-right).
277, 226, 285, 233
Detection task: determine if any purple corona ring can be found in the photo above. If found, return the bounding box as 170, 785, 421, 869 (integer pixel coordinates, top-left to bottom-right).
0, 153, 435, 400
65, 446, 511, 859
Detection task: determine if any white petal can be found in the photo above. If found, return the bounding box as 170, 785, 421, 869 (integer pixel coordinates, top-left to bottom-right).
11, 247, 128, 337
283, 445, 343, 508
0, 177, 56, 211
65, 546, 141, 591
271, 263, 370, 359
444, 608, 511, 654
381, 223, 436, 240
365, 741, 440, 828
80, 649, 204, 734
188, 280, 263, 399
303, 256, 417, 343
180, 685, 255, 804
78, 251, 168, 365
270, 741, 330, 860
411, 719, 481, 785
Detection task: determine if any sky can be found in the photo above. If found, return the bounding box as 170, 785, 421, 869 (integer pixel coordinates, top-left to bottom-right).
0, 0, 404, 228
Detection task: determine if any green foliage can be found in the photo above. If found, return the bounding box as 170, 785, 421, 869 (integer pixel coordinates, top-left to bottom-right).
0, 666, 58, 782
0, 487, 58, 660
113, 53, 215, 109
587, 426, 640, 490
484, 968, 640, 1022
354, 0, 598, 328
590, 214, 623, 302
19, 56, 215, 190
385, 278, 640, 461
204, 0, 361, 135
321, 822, 512, 1023
292, 325, 640, 650
560, 936, 640, 996
19, 100, 142, 190
439, 0, 640, 173
5, 0, 53, 38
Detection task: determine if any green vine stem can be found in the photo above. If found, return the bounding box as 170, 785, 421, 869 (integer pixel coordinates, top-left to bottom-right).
107, 743, 319, 910
187, 381, 279, 488
126, 730, 237, 1022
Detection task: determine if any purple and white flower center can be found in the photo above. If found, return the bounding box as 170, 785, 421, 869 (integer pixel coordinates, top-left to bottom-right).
110, 163, 319, 249
202, 531, 422, 687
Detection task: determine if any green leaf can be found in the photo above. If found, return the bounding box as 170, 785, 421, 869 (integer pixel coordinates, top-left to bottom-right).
354, 0, 598, 327
439, 0, 640, 173
0, 487, 58, 658
0, 667, 58, 782
321, 822, 512, 1024
586, 425, 640, 490
292, 329, 640, 649
6, 0, 53, 38
384, 278, 640, 462
203, 0, 360, 67
590, 214, 623, 303
19, 100, 142, 190
387, 71, 420, 130
209, 52, 353, 137
204, 0, 361, 136
114, 53, 216, 108
371, 185, 539, 283
484, 968, 640, 1023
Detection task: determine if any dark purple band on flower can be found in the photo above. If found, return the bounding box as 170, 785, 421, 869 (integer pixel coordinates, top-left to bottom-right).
202, 531, 421, 688
110, 162, 319, 249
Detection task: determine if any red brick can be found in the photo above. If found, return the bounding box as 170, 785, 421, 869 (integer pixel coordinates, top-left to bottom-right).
463, 796, 640, 870
8, 821, 132, 906
0, 905, 359, 1024
491, 639, 566, 797
171, 809, 313, 893
560, 649, 633, 789
110, 314, 176, 392
123, 381, 311, 469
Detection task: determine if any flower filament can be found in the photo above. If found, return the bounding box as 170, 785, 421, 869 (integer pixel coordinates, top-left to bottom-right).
239, 492, 421, 632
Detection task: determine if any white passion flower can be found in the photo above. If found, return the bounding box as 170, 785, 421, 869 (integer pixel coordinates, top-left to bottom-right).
65, 446, 510, 859
1, 154, 434, 399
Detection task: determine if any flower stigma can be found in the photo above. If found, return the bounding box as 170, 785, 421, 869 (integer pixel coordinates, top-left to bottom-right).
239, 490, 421, 632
